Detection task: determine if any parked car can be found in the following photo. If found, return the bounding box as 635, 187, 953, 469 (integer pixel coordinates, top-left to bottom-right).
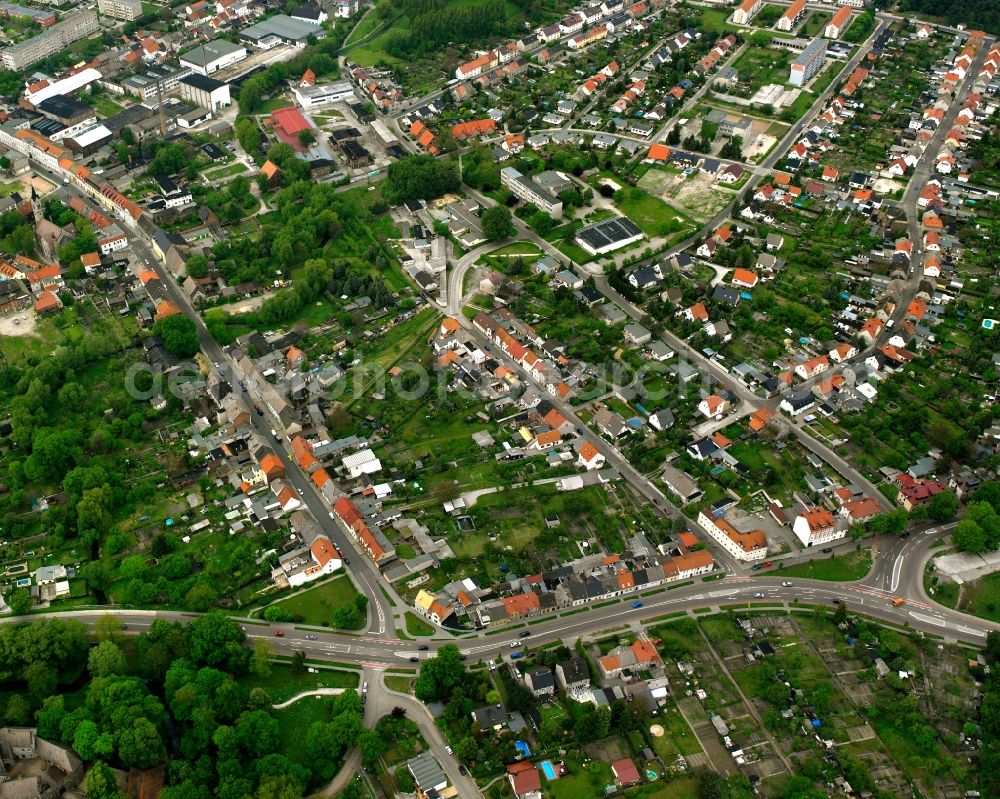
511, 651, 523, 660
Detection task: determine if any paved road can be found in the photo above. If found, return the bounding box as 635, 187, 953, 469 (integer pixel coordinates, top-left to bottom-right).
13, 525, 996, 663
26, 160, 407, 637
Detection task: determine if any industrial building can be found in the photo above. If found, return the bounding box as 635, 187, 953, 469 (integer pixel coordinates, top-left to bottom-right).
179, 39, 248, 76
177, 74, 231, 112
239, 15, 326, 49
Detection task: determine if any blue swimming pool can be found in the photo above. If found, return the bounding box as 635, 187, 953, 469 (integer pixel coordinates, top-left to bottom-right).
540, 760, 558, 780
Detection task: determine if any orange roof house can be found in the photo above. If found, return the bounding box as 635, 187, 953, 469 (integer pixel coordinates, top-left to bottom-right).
731, 267, 758, 288
261, 160, 282, 185
451, 118, 497, 140
310, 536, 339, 569
260, 453, 285, 481
33, 289, 60, 315
687, 302, 709, 321
291, 436, 318, 471
311, 468, 331, 489
154, 300, 180, 320
646, 143, 670, 161
749, 408, 773, 432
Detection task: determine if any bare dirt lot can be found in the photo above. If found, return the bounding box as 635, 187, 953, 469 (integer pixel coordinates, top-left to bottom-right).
638, 169, 731, 224
0, 311, 38, 338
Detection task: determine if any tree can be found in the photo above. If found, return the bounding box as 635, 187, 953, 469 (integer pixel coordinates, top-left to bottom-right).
74, 719, 114, 760
954, 518, 986, 553
88, 640, 128, 678
235, 710, 280, 757
928, 490, 958, 521
6, 588, 31, 616
4, 695, 30, 726
95, 614, 124, 642
117, 717, 165, 769
358, 728, 387, 769
250, 639, 273, 678
383, 155, 460, 204
481, 205, 515, 241
414, 645, 466, 702
153, 316, 200, 358
84, 761, 121, 799
185, 254, 209, 279
188, 613, 246, 670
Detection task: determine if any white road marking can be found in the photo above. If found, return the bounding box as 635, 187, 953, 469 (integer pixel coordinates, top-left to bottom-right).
909, 612, 947, 627
890, 554, 904, 594
957, 625, 987, 638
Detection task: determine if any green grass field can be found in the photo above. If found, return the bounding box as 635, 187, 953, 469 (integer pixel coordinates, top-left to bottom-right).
90, 95, 124, 117
948, 572, 1000, 623
240, 663, 358, 704
779, 549, 872, 581
268, 575, 365, 628
404, 612, 435, 637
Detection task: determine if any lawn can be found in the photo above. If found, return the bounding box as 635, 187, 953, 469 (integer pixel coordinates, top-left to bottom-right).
203, 163, 248, 180
0, 316, 65, 362
951, 571, 1000, 623
273, 694, 350, 766
405, 612, 435, 637
0, 179, 22, 196
240, 664, 359, 704
802, 10, 832, 37
384, 675, 413, 693
697, 7, 738, 33
90, 94, 124, 117
266, 575, 365, 628
610, 184, 692, 239
643, 776, 700, 799
545, 758, 613, 799
779, 549, 872, 581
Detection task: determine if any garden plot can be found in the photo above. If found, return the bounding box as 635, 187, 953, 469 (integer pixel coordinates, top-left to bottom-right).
637, 169, 731, 224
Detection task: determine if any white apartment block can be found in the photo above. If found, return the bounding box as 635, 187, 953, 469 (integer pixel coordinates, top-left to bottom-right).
697, 510, 767, 561
98, 0, 143, 21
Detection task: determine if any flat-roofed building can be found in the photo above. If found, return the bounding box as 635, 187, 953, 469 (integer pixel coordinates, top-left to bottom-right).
178, 74, 231, 112
1, 10, 99, 70
179, 39, 247, 76
500, 166, 564, 218
789, 38, 827, 86
98, 0, 142, 21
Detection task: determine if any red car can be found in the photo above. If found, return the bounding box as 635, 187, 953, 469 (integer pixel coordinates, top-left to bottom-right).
761, 561, 773, 568
273, 630, 285, 637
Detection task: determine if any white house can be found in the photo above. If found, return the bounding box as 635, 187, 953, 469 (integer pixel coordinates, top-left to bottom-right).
792, 507, 843, 547
698, 394, 729, 419
697, 510, 767, 561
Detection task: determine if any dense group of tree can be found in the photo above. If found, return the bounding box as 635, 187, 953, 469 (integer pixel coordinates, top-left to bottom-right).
898, 0, 1000, 35
0, 318, 159, 556
381, 0, 510, 57
203, 180, 378, 286
383, 155, 461, 204
0, 614, 361, 799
